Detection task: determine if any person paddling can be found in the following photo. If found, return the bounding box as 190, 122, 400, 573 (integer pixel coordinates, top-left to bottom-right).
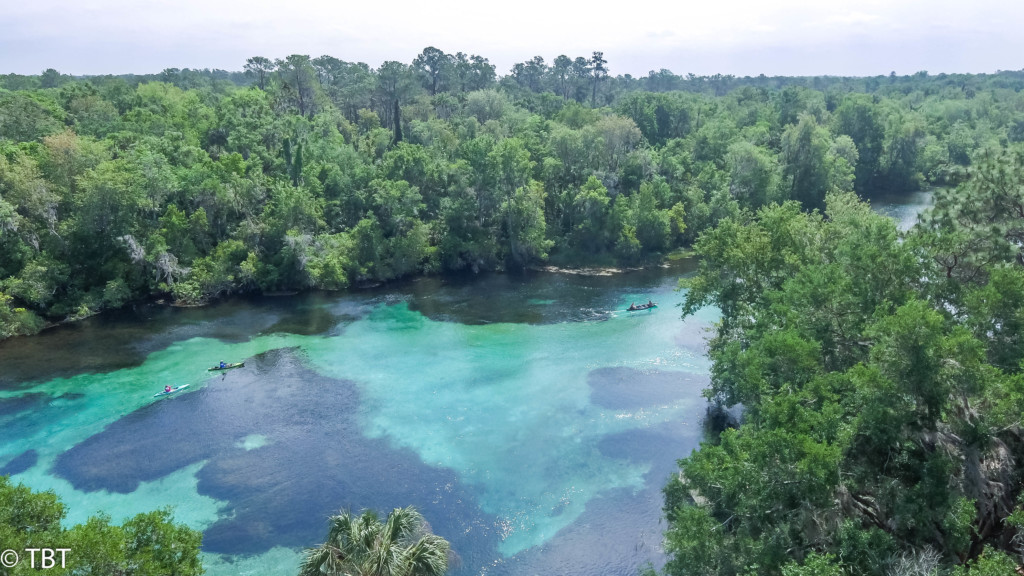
219, 361, 226, 369
164, 385, 172, 394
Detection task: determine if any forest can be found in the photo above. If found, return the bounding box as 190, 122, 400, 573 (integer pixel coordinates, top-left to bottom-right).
666, 169, 1024, 573
4, 49, 1024, 575
3, 50, 1024, 339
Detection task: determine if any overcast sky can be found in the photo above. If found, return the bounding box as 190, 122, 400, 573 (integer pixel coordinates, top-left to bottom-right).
2, 0, 1022, 77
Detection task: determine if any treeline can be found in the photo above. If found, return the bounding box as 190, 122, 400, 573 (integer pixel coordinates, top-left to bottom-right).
7, 58, 1024, 102
663, 148, 1024, 574
2, 48, 1024, 338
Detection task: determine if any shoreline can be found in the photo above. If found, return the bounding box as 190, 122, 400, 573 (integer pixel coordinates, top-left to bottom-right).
2, 254, 694, 344
530, 264, 652, 276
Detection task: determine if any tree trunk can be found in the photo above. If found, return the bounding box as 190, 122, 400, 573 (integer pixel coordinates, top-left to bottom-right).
393, 99, 403, 144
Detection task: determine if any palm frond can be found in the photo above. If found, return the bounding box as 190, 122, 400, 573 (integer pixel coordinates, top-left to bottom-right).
301, 506, 450, 576
402, 533, 450, 576
383, 506, 425, 544
298, 546, 333, 576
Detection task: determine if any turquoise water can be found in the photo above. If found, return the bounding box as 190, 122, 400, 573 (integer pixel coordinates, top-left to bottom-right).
303, 300, 711, 556
0, 262, 716, 575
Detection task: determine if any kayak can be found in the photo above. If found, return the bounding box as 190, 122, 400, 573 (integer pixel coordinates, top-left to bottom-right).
627, 303, 657, 311
153, 384, 189, 397
208, 362, 245, 371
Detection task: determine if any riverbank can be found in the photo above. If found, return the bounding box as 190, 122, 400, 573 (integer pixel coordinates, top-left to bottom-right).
531, 249, 695, 276
0, 188, 918, 345
2, 250, 698, 343
531, 265, 642, 276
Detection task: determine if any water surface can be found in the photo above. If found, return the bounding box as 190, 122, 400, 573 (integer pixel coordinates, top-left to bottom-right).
0, 261, 715, 576
867, 189, 934, 231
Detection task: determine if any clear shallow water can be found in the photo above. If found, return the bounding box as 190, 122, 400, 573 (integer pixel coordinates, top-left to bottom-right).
0, 261, 716, 576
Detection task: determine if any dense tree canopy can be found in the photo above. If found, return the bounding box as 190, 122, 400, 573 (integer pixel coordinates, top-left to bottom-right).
1, 53, 1022, 338
1, 52, 1023, 343
665, 153, 1024, 573
0, 476, 203, 576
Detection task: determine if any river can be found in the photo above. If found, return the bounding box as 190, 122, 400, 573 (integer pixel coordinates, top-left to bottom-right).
0, 192, 931, 576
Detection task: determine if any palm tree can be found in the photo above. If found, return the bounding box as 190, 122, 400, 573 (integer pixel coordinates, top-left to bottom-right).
299, 507, 450, 576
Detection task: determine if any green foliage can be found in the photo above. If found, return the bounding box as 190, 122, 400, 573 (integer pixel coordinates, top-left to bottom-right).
832, 94, 884, 194
667, 191, 1024, 575
568, 176, 611, 252
614, 224, 642, 263
306, 233, 354, 290
611, 182, 671, 262
727, 140, 780, 207
500, 182, 552, 267
0, 92, 64, 142
102, 278, 132, 308
663, 505, 728, 575
4, 54, 1024, 342
0, 476, 203, 576
299, 507, 449, 576
951, 547, 1020, 576
922, 146, 1024, 285
0, 292, 45, 338
781, 114, 845, 209
780, 554, 844, 576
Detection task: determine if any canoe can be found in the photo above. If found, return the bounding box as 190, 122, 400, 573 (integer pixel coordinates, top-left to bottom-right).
208, 362, 245, 371
627, 303, 657, 311
153, 384, 189, 397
